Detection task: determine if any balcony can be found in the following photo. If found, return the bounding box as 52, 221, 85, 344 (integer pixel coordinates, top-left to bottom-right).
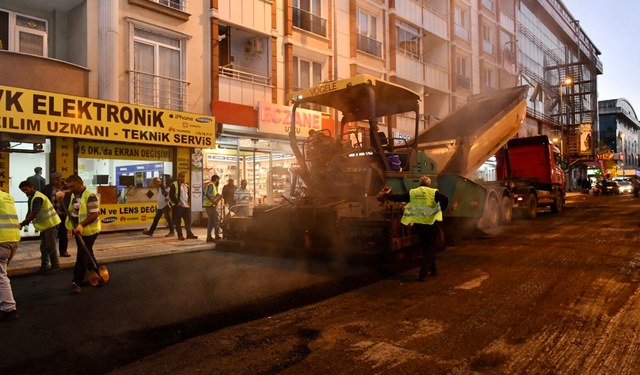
0, 50, 89, 96
455, 24, 470, 42
499, 10, 515, 34
423, 58, 450, 93
293, 7, 327, 37
219, 65, 272, 107
129, 70, 189, 111
356, 34, 382, 58
217, 0, 272, 35
483, 40, 495, 55
482, 0, 494, 12
456, 74, 471, 90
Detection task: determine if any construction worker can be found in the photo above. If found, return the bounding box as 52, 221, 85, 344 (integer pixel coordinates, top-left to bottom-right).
0, 189, 20, 321
56, 175, 101, 295
379, 176, 449, 281
169, 172, 198, 241
203, 175, 221, 242
19, 180, 62, 274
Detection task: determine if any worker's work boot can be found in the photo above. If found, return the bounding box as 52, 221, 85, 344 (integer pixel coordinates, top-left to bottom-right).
71, 282, 81, 295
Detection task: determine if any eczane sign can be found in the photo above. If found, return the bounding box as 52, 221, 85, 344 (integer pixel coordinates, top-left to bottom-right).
258, 102, 322, 137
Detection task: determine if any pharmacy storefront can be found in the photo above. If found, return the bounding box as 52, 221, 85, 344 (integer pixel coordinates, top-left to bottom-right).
0, 84, 214, 235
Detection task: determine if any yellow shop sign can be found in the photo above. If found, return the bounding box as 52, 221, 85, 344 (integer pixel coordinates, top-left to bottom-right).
0, 85, 215, 148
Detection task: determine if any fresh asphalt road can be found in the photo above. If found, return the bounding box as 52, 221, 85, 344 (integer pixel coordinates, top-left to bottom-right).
0, 248, 392, 375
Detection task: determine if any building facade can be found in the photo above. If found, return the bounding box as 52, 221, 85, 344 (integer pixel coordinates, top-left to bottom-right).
598, 98, 640, 176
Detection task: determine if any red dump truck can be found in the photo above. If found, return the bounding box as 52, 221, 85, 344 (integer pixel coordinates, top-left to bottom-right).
480, 135, 566, 227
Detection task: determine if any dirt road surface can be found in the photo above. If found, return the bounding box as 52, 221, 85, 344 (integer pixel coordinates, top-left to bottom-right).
110, 194, 640, 375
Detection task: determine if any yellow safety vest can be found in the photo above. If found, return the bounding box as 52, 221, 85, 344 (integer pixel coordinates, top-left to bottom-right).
30, 191, 61, 231
65, 189, 101, 235
203, 183, 217, 207
0, 190, 20, 242
401, 186, 443, 226
173, 181, 189, 207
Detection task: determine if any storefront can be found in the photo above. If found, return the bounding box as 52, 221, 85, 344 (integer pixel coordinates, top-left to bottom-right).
209, 101, 330, 207
0, 84, 214, 235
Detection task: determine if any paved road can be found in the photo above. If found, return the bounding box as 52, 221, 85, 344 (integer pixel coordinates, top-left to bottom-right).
108, 193, 640, 375
1, 249, 394, 375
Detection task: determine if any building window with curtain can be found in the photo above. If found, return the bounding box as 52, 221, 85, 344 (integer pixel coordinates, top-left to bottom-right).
293, 56, 325, 112
292, 0, 326, 37
456, 56, 470, 90
0, 10, 48, 56
130, 27, 187, 111
356, 9, 381, 58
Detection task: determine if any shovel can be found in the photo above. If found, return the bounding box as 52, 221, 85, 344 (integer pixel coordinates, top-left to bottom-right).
60, 196, 109, 286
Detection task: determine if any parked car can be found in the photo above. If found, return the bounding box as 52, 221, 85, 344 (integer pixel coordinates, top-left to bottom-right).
603, 180, 623, 195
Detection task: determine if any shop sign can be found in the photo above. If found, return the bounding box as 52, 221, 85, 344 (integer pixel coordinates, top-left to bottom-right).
0, 84, 215, 148
77, 142, 173, 161
191, 148, 203, 212
99, 203, 165, 227
258, 102, 321, 137
55, 137, 74, 177
176, 147, 191, 185
0, 152, 8, 193
579, 124, 592, 155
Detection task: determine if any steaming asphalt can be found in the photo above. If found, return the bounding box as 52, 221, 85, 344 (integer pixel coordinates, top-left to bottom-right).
0, 249, 400, 375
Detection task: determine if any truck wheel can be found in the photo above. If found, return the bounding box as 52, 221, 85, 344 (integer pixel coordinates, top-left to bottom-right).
499, 195, 512, 225
550, 191, 563, 213
482, 196, 500, 229
524, 194, 538, 220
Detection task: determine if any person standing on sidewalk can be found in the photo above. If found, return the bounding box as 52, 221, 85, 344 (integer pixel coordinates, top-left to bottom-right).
19, 180, 62, 274
222, 178, 237, 211
42, 172, 71, 257
379, 176, 449, 281
56, 175, 101, 295
0, 189, 20, 322
203, 175, 221, 242
27, 167, 46, 192
170, 172, 198, 241
234, 179, 252, 217
143, 177, 175, 237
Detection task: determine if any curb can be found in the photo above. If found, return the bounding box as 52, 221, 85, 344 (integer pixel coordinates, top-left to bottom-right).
9, 243, 216, 277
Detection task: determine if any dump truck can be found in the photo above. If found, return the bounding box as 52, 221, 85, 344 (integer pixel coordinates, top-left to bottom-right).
222, 75, 528, 261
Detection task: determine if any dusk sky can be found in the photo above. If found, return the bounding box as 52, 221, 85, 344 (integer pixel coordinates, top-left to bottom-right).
562, 0, 640, 110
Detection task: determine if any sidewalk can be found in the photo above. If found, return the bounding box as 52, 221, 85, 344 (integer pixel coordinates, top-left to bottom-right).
8, 227, 215, 277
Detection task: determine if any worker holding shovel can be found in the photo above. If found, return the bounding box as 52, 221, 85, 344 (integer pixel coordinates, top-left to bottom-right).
56, 175, 102, 295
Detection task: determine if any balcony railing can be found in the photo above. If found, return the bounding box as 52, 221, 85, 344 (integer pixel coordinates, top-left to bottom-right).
482, 0, 494, 12
220, 65, 271, 86
455, 24, 469, 41
483, 40, 495, 55
456, 74, 471, 90
292, 7, 327, 37
356, 33, 382, 58
129, 70, 188, 111
148, 0, 188, 12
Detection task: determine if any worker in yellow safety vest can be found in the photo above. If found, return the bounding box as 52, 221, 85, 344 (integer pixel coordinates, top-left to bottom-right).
0, 189, 20, 322
56, 175, 101, 295
379, 176, 449, 281
203, 175, 221, 242
19, 180, 62, 274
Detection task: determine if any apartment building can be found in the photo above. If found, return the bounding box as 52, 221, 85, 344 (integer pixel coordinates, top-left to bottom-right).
599, 99, 640, 176
0, 0, 211, 233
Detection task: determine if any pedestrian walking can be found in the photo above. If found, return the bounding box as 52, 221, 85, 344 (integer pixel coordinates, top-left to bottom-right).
26, 167, 46, 192
56, 175, 101, 295
222, 178, 237, 210
234, 179, 252, 217
169, 172, 198, 241
633, 176, 640, 198
203, 175, 221, 242
42, 171, 71, 257
0, 189, 20, 322
379, 176, 449, 281
143, 177, 175, 237
19, 180, 62, 274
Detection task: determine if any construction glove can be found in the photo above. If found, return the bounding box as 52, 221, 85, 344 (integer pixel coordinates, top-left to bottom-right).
75, 224, 84, 235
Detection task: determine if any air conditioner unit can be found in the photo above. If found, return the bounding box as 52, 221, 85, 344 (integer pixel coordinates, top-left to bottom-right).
244, 38, 264, 56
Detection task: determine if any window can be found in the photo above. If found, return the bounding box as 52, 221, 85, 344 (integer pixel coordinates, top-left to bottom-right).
484, 68, 494, 90
456, 56, 470, 90
356, 9, 381, 57
396, 21, 420, 60
454, 8, 469, 41
293, 0, 326, 37
482, 0, 494, 12
0, 10, 48, 57
482, 24, 494, 55
148, 0, 187, 12
293, 56, 325, 111
131, 27, 186, 111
